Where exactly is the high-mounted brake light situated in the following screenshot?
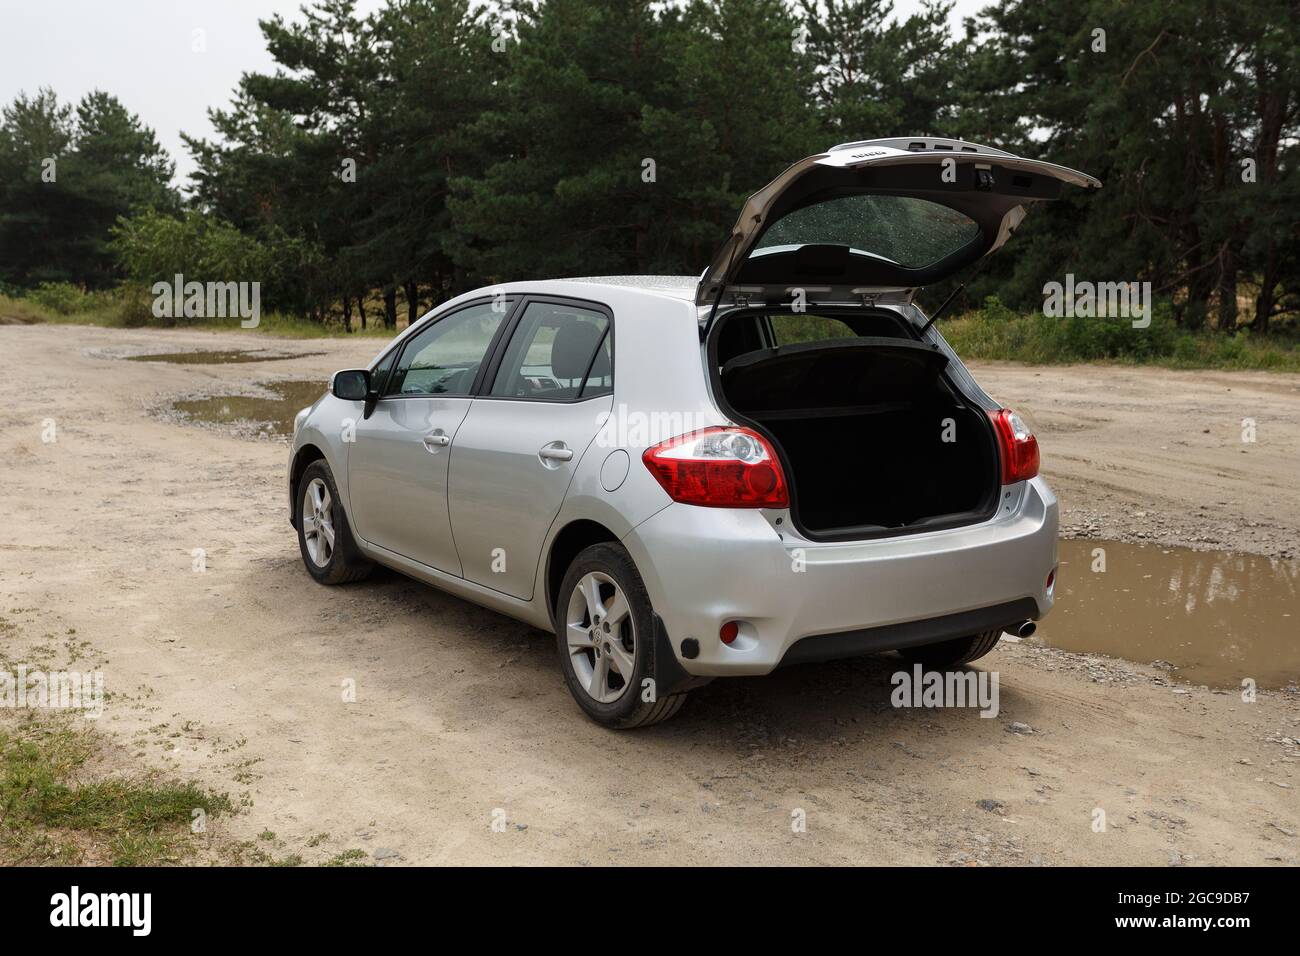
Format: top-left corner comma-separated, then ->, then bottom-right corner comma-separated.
642,426 -> 789,508
989,408 -> 1040,484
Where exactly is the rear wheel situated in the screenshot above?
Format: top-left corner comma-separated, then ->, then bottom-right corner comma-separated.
897,629 -> 1002,669
296,460 -> 373,585
555,543 -> 688,729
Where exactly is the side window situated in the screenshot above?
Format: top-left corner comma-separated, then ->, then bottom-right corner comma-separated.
579,330 -> 612,398
370,347 -> 397,395
489,301 -> 611,401
385,301 -> 507,397
769,313 -> 857,345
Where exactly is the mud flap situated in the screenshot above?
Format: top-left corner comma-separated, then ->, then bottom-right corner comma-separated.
652,613 -> 712,698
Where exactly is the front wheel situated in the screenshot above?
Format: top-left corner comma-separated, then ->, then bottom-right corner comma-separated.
555,543 -> 688,729
897,630 -> 1002,669
296,459 -> 373,585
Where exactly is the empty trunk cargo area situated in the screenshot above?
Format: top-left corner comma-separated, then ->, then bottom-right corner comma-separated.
719,336 -> 999,537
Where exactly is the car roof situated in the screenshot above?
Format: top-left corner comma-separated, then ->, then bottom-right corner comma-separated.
494,275 -> 699,302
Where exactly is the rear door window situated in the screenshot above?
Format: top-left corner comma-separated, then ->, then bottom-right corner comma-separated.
489,301 -> 611,401
579,330 -> 612,398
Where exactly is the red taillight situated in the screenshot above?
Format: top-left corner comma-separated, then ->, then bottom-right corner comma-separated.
719,621 -> 739,645
989,408 -> 1040,484
642,426 -> 789,508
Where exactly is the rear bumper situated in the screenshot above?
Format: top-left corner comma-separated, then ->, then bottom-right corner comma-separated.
622,476 -> 1057,676
777,597 -> 1038,667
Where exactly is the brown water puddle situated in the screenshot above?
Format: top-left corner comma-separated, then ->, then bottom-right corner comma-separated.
129,349 -> 323,364
1043,540 -> 1299,689
172,381 -> 326,434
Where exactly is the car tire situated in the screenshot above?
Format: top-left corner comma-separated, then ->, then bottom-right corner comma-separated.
296,459 -> 373,585
555,543 -> 688,729
897,629 -> 1002,669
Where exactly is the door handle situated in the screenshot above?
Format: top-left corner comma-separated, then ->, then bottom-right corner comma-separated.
538,441 -> 573,466
423,429 -> 451,452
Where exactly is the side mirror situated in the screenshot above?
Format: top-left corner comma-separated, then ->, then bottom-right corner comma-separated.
331,368 -> 370,401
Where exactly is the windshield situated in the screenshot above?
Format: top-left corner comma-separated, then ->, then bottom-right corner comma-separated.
752,194 -> 981,269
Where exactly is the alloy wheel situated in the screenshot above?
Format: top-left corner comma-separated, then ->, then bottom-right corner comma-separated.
565,571 -> 637,703
301,477 -> 336,567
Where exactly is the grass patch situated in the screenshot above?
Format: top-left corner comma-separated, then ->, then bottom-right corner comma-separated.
0,713 -> 233,865
940,297 -> 1300,372
323,848 -> 369,867
0,287 -> 397,339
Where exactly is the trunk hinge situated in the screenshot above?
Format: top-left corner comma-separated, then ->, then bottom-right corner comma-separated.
857,292 -> 877,308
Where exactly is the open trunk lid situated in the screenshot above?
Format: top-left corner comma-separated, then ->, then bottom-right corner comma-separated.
697,137 -> 1101,310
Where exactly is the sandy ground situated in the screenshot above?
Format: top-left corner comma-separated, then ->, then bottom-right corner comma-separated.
0,323 -> 1296,866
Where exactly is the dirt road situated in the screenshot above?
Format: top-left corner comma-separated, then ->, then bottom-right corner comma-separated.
1,323 -> 1296,866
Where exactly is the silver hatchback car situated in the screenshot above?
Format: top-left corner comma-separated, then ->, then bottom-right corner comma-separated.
289,138 -> 1099,727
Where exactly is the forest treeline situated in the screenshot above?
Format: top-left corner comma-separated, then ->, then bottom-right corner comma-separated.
0,0 -> 1296,333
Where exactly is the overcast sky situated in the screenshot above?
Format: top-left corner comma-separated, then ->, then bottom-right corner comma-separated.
1,0 -> 986,190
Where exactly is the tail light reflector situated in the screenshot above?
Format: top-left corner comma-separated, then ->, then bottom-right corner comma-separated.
989,408 -> 1040,484
642,426 -> 788,508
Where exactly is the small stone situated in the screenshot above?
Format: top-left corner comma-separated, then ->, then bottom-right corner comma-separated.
977,799 -> 1004,813
373,847 -> 400,860
1007,721 -> 1034,735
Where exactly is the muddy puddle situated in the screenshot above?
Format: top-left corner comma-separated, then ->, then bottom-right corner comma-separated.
1042,540 -> 1299,689
171,380 -> 326,435
129,349 -> 323,364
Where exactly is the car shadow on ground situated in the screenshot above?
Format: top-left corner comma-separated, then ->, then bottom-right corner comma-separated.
648,655 -> 1042,748
257,552 -> 1045,762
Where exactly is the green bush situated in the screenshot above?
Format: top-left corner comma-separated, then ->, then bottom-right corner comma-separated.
28,282 -> 96,315
942,299 -> 1300,371
109,209 -> 326,317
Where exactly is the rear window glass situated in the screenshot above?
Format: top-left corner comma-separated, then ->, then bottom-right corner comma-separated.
753,195 -> 980,269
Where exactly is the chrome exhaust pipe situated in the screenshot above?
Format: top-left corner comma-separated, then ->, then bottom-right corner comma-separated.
1013,620 -> 1036,639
